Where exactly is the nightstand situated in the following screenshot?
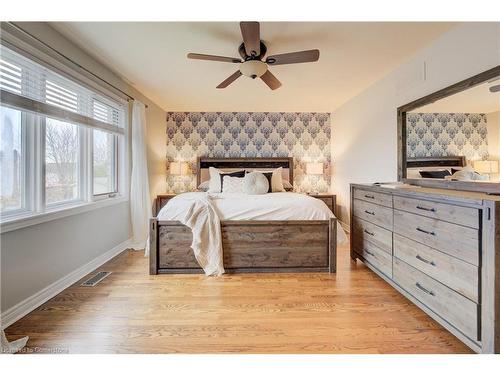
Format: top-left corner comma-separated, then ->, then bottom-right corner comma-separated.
155,194 -> 177,216
308,193 -> 336,215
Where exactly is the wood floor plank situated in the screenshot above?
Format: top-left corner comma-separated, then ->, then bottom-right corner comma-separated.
5,238 -> 473,354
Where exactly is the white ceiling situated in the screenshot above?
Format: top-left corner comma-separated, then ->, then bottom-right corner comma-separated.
411,79 -> 500,114
50,22 -> 456,112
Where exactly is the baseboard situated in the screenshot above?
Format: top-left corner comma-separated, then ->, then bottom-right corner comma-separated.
1,238 -> 132,329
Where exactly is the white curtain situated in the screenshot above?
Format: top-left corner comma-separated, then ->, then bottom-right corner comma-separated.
130,101 -> 151,251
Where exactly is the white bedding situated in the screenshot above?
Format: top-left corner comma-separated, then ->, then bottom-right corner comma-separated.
157,192 -> 348,275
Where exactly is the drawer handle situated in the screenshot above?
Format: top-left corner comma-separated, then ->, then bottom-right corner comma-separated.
364,194 -> 375,199
415,282 -> 435,296
364,229 -> 375,236
416,254 -> 436,266
365,249 -> 376,257
416,205 -> 436,213
416,227 -> 435,236
364,210 -> 375,216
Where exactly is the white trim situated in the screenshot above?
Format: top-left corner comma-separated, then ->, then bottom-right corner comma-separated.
1,238 -> 132,329
0,195 -> 128,234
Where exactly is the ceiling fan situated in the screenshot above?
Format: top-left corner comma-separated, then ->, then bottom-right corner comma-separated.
187,21 -> 320,90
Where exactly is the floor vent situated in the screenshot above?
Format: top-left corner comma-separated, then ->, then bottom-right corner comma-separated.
81,271 -> 111,287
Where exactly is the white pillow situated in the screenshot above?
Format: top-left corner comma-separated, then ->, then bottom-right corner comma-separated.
271,167 -> 285,192
222,176 -> 245,193
449,166 -> 489,181
243,172 -> 269,195
250,167 -> 285,192
207,167 -> 222,193
207,167 -> 246,192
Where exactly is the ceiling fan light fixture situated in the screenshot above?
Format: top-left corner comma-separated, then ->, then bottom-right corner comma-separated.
240,60 -> 267,78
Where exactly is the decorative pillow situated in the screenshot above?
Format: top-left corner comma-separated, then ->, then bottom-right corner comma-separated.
220,170 -> 246,191
271,167 -> 285,192
243,172 -> 269,195
282,180 -> 293,191
222,176 -> 245,193
261,172 -> 273,193
247,167 -> 285,192
450,166 -> 489,181
207,167 -> 245,193
419,170 -> 451,179
197,181 -> 210,192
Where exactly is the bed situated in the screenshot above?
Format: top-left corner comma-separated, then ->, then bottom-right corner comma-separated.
149,157 -> 344,275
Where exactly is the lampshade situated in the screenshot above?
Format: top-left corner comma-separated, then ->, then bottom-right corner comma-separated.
240,60 -> 267,78
306,162 -> 323,175
170,161 -> 189,176
474,160 -> 499,174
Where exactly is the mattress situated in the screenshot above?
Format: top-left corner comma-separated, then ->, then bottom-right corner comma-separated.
157,191 -> 348,244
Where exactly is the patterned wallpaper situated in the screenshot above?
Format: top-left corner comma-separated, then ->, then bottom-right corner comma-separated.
166,112 -> 331,193
406,113 -> 489,160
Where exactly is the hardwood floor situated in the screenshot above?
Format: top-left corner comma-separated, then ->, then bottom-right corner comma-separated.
5,239 -> 472,354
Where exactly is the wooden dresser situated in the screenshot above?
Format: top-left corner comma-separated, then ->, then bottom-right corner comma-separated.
350,183 -> 500,353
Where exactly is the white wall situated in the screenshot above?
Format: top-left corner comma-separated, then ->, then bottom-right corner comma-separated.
332,23 -> 500,225
487,111 -> 500,181
0,22 -> 166,319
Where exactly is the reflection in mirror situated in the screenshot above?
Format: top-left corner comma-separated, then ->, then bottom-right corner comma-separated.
406,77 -> 500,183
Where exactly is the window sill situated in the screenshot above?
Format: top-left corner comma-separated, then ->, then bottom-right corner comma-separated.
0,196 -> 128,234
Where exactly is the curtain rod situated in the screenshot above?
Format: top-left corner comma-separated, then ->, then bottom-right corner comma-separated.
9,22 -> 149,108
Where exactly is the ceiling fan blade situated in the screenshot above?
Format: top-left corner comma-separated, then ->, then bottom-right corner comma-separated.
490,84 -> 500,93
240,22 -> 260,56
260,70 -> 282,90
187,53 -> 241,63
216,70 -> 243,89
266,49 -> 320,65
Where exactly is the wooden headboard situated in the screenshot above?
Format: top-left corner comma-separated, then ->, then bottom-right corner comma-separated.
406,156 -> 466,169
197,157 -> 294,186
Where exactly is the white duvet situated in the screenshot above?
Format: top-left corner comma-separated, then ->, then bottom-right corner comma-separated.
157,192 -> 347,275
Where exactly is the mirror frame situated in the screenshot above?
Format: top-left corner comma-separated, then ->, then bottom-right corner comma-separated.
397,65 -> 500,194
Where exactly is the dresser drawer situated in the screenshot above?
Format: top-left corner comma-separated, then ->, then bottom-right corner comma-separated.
353,188 -> 393,208
353,199 -> 393,230
354,239 -> 392,278
394,210 -> 479,266
393,258 -> 479,341
353,217 -> 392,253
393,234 -> 478,302
393,195 -> 479,229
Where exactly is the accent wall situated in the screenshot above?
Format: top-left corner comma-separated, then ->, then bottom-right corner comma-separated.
166,112 -> 331,193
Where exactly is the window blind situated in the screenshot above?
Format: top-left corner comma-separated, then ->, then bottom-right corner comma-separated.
0,44 -> 125,135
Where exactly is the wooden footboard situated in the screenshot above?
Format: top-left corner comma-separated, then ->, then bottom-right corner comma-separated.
149,218 -> 337,275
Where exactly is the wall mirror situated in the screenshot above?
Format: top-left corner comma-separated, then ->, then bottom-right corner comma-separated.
398,65 -> 500,194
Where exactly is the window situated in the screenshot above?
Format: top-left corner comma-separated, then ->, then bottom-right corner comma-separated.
93,129 -> 117,196
0,44 -> 127,225
45,119 -> 80,204
0,106 -> 23,212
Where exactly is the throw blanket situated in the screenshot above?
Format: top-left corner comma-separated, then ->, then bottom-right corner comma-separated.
166,194 -> 225,276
